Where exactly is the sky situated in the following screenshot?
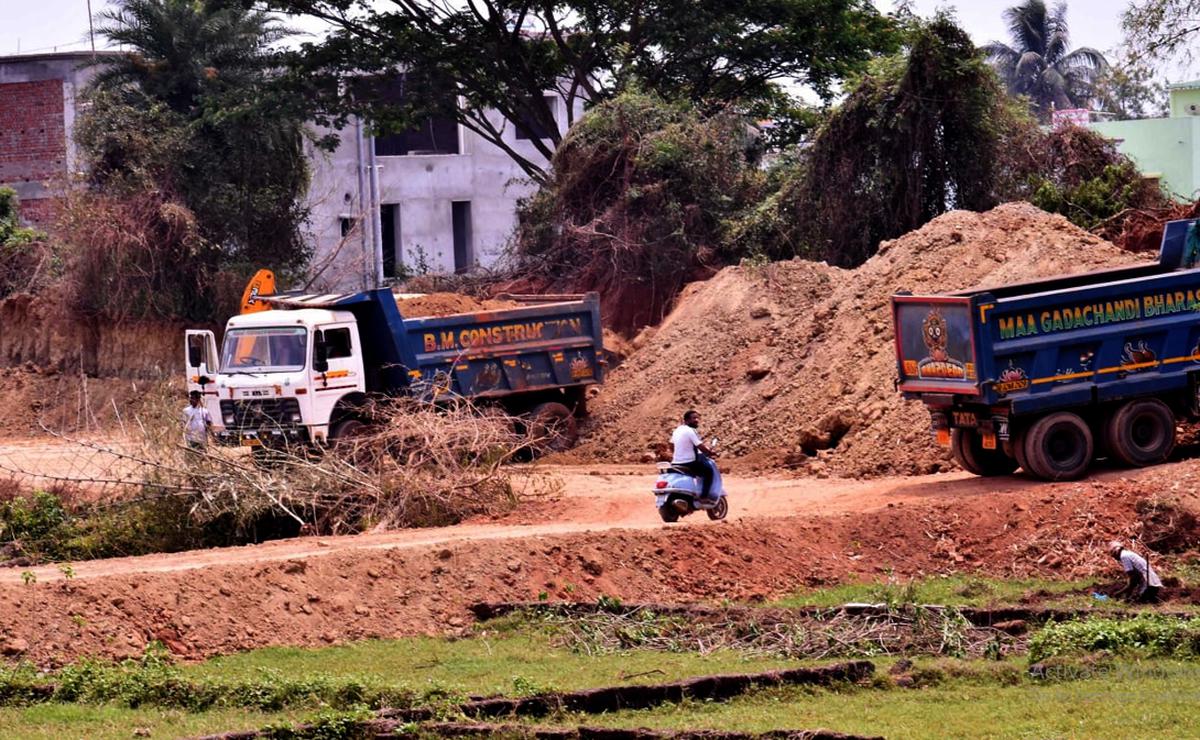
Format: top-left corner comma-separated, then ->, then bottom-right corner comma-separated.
0,0 -> 1172,74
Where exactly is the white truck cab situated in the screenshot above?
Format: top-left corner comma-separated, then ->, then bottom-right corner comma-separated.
184,308 -> 366,447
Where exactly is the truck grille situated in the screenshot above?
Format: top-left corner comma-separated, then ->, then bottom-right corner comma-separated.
219,398 -> 301,428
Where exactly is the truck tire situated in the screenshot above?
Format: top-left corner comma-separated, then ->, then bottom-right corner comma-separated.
529,402 -> 579,453
1022,412 -> 1093,481
1011,427 -> 1032,474
1105,399 -> 1176,468
951,428 -> 1017,477
330,418 -> 376,467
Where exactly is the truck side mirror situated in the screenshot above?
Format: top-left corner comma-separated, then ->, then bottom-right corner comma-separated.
188,345 -> 203,368
313,339 -> 329,373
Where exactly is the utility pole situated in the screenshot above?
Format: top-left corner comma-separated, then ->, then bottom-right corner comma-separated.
87,0 -> 96,55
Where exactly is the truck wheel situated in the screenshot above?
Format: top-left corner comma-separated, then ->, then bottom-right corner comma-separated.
1012,426 -> 1031,474
951,428 -> 1017,477
1105,399 -> 1176,467
529,402 -> 579,453
1022,412 -> 1093,481
330,419 -> 375,466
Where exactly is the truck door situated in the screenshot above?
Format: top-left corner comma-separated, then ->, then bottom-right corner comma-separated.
184,330 -> 220,395
312,324 -> 366,438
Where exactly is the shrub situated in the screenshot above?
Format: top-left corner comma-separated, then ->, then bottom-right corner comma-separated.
0,187 -> 56,299
1028,616 -> 1200,663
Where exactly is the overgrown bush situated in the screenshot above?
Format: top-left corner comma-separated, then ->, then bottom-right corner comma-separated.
0,187 -> 56,299
735,15 -> 1007,267
1028,616 -> 1200,663
513,90 -> 763,334
1011,126 -> 1169,230
731,14 -> 1170,269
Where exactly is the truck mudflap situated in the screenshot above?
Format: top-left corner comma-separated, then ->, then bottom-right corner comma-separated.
893,296 -> 980,396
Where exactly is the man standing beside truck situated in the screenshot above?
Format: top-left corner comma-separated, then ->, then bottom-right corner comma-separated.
183,390 -> 213,450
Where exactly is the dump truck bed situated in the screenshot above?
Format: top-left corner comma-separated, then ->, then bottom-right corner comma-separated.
893,219 -> 1200,414
267,289 -> 604,401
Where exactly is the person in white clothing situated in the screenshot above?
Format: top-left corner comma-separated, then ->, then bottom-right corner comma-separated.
1108,540 -> 1162,603
670,410 -> 716,499
183,390 -> 213,449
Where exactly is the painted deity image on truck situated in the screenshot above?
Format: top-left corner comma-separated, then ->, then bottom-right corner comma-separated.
893,219 -> 1200,481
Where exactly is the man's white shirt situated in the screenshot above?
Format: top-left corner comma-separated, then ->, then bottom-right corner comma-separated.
671,424 -> 702,463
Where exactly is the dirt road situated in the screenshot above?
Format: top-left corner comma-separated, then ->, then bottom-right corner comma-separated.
0,459 -> 1046,585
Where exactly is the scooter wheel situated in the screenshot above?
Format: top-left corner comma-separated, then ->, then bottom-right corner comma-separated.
706,496 -> 728,520
658,505 -> 680,523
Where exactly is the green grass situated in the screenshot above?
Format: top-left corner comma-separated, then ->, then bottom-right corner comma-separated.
567,659 -> 1200,739
772,575 -> 1102,609
182,628 -> 799,697
0,703 -> 302,740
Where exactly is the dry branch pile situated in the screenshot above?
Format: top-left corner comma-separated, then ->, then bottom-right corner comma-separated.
0,391 -> 533,542
535,605 -> 1021,661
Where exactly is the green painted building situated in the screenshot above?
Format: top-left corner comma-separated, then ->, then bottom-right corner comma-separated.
1088,81 -> 1200,200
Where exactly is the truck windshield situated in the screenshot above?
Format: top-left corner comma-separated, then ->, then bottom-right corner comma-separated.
221,327 -> 307,373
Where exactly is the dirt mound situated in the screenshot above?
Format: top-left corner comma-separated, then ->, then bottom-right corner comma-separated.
394,293 -> 520,318
579,203 -> 1143,477
0,369 -> 175,439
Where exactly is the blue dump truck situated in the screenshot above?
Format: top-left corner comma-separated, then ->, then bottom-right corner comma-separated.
893,218 -> 1200,481
184,289 -> 604,451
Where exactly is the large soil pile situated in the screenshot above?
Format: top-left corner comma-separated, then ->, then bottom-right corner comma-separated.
578,203 -> 1144,477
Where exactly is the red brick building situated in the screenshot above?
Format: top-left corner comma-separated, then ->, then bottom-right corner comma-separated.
0,51 -> 119,228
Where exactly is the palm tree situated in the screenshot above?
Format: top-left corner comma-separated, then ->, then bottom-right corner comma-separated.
91,0 -> 287,114
983,0 -> 1107,120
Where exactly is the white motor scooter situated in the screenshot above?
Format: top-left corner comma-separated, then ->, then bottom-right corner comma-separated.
652,438 -> 729,523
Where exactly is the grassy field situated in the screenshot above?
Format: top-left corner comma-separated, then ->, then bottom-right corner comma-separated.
772,574 -> 1103,609
180,628 -> 799,695
567,659 -> 1200,739
6,579 -> 1200,739
0,704 -> 303,740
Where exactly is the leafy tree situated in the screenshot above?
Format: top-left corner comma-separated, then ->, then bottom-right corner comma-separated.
983,0 -> 1107,120
738,14 -> 1012,267
1124,0 -> 1200,68
1093,57 -> 1169,120
83,0 -> 313,295
272,0 -> 898,181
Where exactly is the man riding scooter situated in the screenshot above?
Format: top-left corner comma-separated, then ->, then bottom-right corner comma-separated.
671,410 -> 716,500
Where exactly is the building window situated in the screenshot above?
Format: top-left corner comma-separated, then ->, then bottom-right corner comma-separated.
452,201 -> 473,274
362,73 -> 461,156
375,115 -> 460,156
516,95 -> 559,140
380,204 -> 399,279
339,217 -> 355,238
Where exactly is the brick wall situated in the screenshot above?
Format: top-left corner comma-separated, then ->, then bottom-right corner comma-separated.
0,79 -> 66,183
15,196 -> 57,228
